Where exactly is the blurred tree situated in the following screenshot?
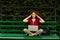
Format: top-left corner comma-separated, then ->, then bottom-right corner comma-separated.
0,0 -> 56,21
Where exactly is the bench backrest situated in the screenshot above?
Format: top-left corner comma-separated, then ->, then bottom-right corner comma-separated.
0,20 -> 57,34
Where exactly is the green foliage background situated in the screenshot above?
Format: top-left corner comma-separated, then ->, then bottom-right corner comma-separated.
0,0 -> 56,21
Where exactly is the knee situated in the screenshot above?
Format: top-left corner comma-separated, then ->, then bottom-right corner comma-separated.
39,29 -> 43,32
23,28 -> 27,32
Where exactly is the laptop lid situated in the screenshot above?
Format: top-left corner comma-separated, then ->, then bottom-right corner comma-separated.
28,25 -> 38,31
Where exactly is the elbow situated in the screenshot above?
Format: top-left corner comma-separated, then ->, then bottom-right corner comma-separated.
41,21 -> 45,23
23,20 -> 25,22
43,21 -> 45,23
23,19 -> 28,22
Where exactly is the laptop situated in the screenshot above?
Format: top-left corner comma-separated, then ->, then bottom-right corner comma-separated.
28,25 -> 38,31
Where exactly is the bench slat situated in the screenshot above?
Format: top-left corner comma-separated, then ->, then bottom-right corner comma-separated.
0,21 -> 56,25
0,34 -> 59,39
0,25 -> 56,28
0,29 -> 57,33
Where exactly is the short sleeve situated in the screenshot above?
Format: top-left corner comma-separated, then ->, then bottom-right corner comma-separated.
27,18 -> 29,20
38,19 -> 41,23
27,18 -> 30,22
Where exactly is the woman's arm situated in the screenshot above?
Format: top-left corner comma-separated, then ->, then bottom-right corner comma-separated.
23,15 -> 31,22
37,15 -> 45,23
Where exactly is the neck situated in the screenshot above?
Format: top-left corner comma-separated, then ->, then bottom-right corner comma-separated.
32,17 -> 35,19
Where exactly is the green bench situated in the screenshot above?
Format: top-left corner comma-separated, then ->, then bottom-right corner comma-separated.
0,20 -> 59,39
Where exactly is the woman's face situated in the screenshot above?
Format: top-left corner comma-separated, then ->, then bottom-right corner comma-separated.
31,12 -> 37,18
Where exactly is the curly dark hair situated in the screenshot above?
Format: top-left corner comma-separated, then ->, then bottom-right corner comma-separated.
29,10 -> 39,19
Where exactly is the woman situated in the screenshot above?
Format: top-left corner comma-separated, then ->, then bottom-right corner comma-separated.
23,10 -> 45,36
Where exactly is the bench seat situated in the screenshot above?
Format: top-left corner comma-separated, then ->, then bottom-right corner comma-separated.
0,34 -> 59,39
